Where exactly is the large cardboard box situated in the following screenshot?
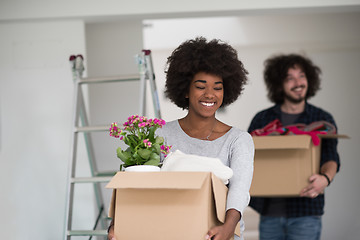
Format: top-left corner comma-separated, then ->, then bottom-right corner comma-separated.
106,171 -> 240,240
250,134 -> 347,196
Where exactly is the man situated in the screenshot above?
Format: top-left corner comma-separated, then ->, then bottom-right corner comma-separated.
248,54 -> 340,240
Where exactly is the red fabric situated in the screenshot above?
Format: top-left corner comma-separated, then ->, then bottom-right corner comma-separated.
286,126 -> 325,146
250,119 -> 336,146
250,119 -> 283,136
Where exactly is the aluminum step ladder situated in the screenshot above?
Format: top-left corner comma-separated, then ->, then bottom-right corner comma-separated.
64,50 -> 161,240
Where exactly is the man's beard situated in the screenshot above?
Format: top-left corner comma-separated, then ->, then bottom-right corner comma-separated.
284,94 -> 305,104
284,85 -> 306,104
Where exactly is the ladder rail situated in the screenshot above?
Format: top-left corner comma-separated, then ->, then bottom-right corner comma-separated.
137,52 -> 147,116
64,78 -> 81,240
77,84 -> 109,231
144,51 -> 161,118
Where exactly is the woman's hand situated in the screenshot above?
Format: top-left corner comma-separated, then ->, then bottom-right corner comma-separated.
107,221 -> 116,240
205,209 -> 240,240
205,223 -> 235,240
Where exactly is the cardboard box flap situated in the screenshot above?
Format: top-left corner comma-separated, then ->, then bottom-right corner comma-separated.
108,189 -> 116,218
319,134 -> 350,139
253,135 -> 311,150
106,171 -> 208,190
211,173 -> 228,223
210,173 -> 241,237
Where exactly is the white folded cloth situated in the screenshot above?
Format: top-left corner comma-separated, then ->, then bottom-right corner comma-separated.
161,150 -> 233,184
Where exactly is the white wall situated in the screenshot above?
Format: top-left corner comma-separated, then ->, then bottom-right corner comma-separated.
0,21 -> 88,239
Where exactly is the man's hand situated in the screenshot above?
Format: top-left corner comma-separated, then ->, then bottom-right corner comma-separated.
300,161 -> 337,198
300,173 -> 328,198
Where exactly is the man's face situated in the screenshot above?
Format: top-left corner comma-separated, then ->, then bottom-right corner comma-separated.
283,66 -> 308,104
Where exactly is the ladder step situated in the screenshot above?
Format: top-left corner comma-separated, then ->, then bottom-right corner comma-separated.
79,74 -> 140,84
71,176 -> 113,183
96,171 -> 117,177
75,125 -> 109,132
68,230 -> 108,236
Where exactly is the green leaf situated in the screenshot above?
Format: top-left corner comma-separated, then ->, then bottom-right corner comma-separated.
123,137 -> 129,146
137,148 -> 152,160
117,148 -> 134,167
148,126 -> 156,142
133,152 -> 145,165
155,136 -> 164,145
152,143 -> 161,155
144,158 -> 160,166
124,157 -> 136,166
116,147 -> 127,161
149,152 -> 160,162
127,135 -> 139,148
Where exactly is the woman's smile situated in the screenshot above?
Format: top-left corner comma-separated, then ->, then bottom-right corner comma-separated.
200,101 -> 215,107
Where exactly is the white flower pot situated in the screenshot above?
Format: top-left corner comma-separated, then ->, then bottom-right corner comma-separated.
124,165 -> 161,172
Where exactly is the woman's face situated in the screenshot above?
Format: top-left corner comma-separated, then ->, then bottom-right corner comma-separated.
186,72 -> 224,118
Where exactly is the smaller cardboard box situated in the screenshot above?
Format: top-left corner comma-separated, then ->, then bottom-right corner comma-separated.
106,171 -> 240,240
250,134 -> 348,196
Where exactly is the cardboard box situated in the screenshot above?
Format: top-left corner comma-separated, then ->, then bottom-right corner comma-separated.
106,171 -> 240,240
250,134 -> 348,197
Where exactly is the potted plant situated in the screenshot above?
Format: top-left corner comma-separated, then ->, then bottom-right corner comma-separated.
109,115 -> 171,171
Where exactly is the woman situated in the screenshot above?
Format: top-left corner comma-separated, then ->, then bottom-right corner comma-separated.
108,37 -> 254,240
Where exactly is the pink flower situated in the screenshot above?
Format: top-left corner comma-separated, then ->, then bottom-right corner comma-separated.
160,144 -> 171,154
109,122 -> 121,138
138,122 -> 146,128
143,139 -> 152,148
